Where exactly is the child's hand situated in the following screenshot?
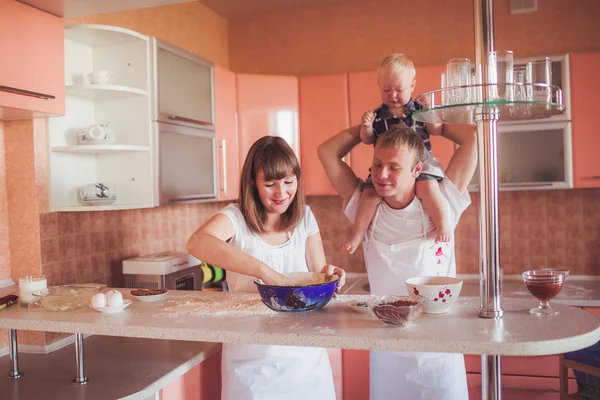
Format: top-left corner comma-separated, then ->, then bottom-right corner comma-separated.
361,111 -> 376,127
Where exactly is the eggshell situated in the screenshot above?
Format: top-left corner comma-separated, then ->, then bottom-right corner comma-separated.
91,293 -> 107,308
106,290 -> 124,307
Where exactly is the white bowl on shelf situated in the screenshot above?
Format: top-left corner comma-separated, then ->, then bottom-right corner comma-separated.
88,70 -> 113,85
89,299 -> 132,314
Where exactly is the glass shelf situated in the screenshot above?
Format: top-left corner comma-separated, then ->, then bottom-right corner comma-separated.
413,83 -> 565,124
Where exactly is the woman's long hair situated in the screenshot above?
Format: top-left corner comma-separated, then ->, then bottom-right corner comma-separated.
239,136 -> 305,234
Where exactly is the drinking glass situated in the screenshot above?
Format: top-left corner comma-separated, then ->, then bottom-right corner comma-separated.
522,269 -> 567,315
487,50 -> 514,101
511,65 -> 532,118
19,275 -> 47,307
526,57 -> 552,103
446,58 -> 472,104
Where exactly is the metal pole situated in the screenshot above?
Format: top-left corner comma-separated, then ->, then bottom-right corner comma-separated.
482,355 -> 502,399
473,0 -> 503,398
72,333 -> 88,384
6,329 -> 21,379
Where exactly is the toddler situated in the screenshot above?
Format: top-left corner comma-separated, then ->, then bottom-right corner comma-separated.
342,53 -> 452,254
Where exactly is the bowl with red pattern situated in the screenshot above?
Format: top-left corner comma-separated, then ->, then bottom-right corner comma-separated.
404,276 -> 463,314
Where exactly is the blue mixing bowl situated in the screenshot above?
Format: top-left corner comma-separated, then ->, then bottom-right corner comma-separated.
254,272 -> 339,312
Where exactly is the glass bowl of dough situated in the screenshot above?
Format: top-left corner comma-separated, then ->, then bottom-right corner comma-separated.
33,283 -> 106,311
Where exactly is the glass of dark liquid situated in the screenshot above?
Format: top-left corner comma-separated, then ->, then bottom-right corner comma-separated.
522,269 -> 569,315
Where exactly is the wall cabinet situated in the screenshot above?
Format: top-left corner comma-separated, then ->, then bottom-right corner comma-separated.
570,52 -> 600,188
236,74 -> 299,166
214,67 -> 240,201
0,0 -> 64,119
299,74 -> 350,196
48,25 -> 154,211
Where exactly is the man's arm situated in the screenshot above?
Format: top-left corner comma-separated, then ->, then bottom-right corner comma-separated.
318,125 -> 362,204
441,124 -> 478,193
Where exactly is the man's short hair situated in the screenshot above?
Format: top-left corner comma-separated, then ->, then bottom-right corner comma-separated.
375,124 -> 426,169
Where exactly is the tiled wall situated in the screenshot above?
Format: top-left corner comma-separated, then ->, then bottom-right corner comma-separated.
39,202 -> 229,288
38,188 -> 600,288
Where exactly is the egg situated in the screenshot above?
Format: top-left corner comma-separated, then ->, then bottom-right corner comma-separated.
106,290 -> 124,307
91,293 -> 107,308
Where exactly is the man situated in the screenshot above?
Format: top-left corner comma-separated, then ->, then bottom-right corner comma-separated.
318,123 -> 477,400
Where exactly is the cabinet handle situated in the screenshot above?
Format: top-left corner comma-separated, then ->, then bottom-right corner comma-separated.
171,194 -> 215,202
220,138 -> 227,198
168,115 -> 212,126
0,85 -> 55,100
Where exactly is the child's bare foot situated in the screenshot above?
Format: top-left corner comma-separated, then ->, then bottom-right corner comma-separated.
342,235 -> 363,254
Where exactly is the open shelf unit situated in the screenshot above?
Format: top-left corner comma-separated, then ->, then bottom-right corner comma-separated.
48,25 -> 157,212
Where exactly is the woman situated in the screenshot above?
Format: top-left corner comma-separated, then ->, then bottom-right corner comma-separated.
186,136 -> 345,400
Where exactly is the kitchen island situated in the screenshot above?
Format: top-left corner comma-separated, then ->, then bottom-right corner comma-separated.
0,289 -> 598,356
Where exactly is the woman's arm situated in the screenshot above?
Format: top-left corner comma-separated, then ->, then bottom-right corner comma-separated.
305,232 -> 347,292
305,232 -> 327,273
186,213 -> 295,286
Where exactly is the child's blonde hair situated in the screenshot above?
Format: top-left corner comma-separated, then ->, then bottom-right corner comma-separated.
377,53 -> 416,82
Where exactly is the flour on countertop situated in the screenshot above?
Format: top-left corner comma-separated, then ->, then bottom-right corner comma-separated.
159,293 -> 277,316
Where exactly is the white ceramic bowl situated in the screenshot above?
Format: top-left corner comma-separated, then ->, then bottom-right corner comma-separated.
405,276 -> 463,314
88,70 -> 112,85
89,299 -> 132,314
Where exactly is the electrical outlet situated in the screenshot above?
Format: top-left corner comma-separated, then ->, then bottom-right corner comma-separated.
509,0 -> 538,14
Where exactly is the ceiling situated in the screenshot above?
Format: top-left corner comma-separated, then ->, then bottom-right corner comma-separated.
19,0 -> 377,19
18,0 -> 193,18
197,0 -> 377,19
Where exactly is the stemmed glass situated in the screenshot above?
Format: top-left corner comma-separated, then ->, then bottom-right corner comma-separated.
522,269 -> 568,315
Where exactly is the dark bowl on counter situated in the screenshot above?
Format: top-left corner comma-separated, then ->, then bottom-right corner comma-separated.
254,272 -> 339,312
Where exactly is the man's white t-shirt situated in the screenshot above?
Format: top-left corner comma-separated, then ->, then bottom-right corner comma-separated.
343,178 -> 471,295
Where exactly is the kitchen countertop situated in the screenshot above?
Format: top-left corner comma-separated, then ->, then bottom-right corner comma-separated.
0,289 -> 598,356
343,273 -> 600,307
0,335 -> 219,400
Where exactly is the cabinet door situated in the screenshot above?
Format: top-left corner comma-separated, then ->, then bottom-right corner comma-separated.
570,52 -> 600,188
348,71 -> 379,180
236,74 -> 299,168
299,74 -> 350,195
156,40 -> 213,126
214,67 -> 240,201
414,65 -> 455,169
0,0 -> 64,117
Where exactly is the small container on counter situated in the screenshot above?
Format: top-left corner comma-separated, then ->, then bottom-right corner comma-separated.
18,276 -> 47,307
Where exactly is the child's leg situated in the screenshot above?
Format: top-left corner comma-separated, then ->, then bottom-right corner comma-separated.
342,187 -> 382,254
415,179 -> 453,242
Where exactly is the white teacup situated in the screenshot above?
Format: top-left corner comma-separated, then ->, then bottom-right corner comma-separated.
88,70 -> 112,85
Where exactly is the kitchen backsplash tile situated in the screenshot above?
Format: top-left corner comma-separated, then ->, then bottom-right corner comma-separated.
39,189 -> 600,290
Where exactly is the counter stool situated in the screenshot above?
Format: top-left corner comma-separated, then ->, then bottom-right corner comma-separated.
560,344 -> 600,400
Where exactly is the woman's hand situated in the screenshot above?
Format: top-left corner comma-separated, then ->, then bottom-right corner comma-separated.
259,265 -> 297,286
321,264 -> 346,293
